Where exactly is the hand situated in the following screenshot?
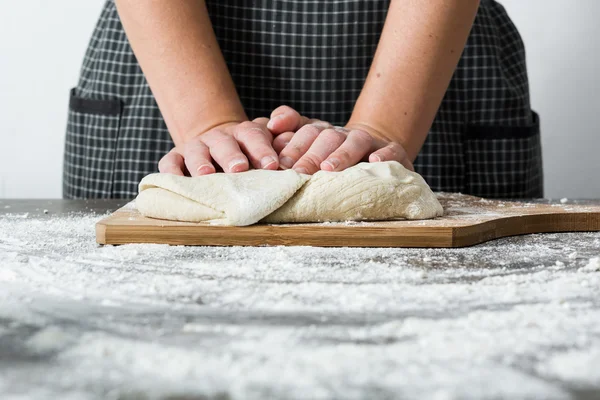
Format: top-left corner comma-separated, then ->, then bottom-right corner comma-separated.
266,105 -> 414,174
158,118 -> 278,176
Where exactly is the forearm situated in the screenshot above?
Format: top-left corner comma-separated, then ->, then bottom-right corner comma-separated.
348,0 -> 480,161
115,0 -> 246,146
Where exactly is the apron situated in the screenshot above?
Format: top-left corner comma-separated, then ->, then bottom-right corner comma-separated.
64,0 -> 543,199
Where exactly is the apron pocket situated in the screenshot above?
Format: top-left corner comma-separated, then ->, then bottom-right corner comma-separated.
463,112 -> 543,199
63,88 -> 123,198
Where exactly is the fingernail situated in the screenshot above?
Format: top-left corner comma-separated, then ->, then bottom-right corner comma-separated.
279,156 -> 294,169
260,156 -> 278,169
371,154 -> 383,162
294,167 -> 308,174
267,114 -> 284,130
228,159 -> 246,172
196,164 -> 214,175
323,158 -> 339,170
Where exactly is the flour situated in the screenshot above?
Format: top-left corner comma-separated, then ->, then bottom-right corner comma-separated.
1,211 -> 600,399
26,326 -> 74,353
579,257 -> 600,272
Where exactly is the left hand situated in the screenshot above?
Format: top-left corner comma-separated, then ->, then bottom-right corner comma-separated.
266,105 -> 414,174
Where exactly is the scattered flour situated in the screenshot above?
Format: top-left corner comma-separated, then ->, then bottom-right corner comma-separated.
0,211 -> 599,399
579,257 -> 600,272
26,326 -> 73,353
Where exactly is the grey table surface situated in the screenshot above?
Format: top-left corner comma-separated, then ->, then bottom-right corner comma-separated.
1,199 -> 599,400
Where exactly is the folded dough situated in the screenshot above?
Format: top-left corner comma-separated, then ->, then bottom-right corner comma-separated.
136,161 -> 443,226
136,169 -> 308,226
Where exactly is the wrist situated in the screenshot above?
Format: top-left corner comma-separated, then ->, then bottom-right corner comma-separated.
178,113 -> 248,145
345,119 -> 392,143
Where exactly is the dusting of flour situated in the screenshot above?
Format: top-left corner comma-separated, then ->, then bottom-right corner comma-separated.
0,211 -> 599,399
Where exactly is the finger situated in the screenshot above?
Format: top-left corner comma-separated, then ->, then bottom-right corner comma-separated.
182,138 -> 216,177
272,131 -> 294,154
274,121 -> 333,159
158,149 -> 186,176
369,141 -> 414,171
252,117 -> 270,127
267,105 -> 309,134
292,128 -> 347,175
320,129 -> 372,172
234,122 -> 279,170
278,124 -> 325,169
307,119 -> 334,129
201,129 -> 249,173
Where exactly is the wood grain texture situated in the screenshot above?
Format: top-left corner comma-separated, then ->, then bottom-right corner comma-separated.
96,194 -> 600,247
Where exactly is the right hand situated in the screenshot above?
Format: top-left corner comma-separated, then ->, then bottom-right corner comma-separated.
158,118 -> 279,176
267,105 -> 414,173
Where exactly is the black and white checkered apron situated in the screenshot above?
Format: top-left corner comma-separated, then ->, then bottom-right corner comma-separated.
64,0 -> 543,199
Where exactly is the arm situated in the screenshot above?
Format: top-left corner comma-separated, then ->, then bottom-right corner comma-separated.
347,0 -> 480,161
116,0 -> 281,174
267,0 -> 480,173
115,0 -> 247,147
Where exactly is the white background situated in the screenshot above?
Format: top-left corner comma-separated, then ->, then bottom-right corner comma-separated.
0,0 -> 598,198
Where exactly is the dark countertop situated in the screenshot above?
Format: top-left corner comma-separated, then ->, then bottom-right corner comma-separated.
1,199 -> 599,399
0,199 -> 127,216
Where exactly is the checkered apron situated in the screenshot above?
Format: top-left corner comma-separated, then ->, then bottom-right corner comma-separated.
64,0 -> 543,199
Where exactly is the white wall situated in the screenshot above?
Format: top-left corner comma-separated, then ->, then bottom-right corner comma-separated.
501,0 -> 600,198
0,0 -> 599,198
0,1 -> 106,198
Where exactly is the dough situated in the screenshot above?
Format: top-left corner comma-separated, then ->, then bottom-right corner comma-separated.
263,161 -> 443,223
136,161 -> 443,226
136,169 -> 308,226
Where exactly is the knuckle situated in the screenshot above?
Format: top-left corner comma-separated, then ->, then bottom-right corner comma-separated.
238,124 -> 267,139
351,129 -> 373,145
201,127 -> 219,137
159,157 -> 178,172
299,124 -> 322,138
253,117 -> 269,125
335,149 -> 352,162
236,121 -> 258,131
388,141 -> 402,151
202,129 -> 226,142
388,142 -> 407,158
281,143 -> 304,160
183,143 -> 205,159
324,128 -> 347,142
159,151 -> 175,164
208,132 -> 234,148
301,152 -> 322,169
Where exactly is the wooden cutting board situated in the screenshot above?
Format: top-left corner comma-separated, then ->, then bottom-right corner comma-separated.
95,194 -> 600,248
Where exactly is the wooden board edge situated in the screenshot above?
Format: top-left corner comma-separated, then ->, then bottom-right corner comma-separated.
97,224 -> 455,248
452,212 -> 600,247
95,221 -> 108,245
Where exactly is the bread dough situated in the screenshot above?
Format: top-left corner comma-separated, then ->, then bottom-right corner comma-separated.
136,169 -> 308,226
136,161 -> 443,226
263,161 -> 443,223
